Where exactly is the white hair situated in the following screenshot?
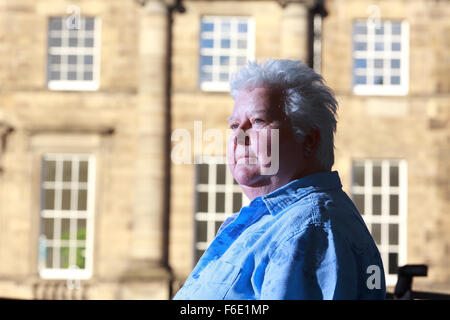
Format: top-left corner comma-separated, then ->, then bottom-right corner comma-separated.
229,59 -> 338,171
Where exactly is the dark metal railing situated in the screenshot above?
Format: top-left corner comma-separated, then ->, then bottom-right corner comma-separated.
386,264 -> 450,300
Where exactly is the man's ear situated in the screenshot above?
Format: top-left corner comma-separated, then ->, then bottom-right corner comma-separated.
303,128 -> 320,157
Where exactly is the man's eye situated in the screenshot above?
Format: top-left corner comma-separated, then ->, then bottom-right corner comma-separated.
230,123 -> 239,129
253,118 -> 265,124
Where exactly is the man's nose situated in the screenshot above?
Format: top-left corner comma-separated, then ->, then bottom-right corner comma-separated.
235,130 -> 251,146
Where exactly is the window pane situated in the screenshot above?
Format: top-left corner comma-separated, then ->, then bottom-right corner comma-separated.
221,39 -> 230,48
221,22 -> 231,32
374,59 -> 383,68
198,163 -> 208,184
220,72 -> 229,81
373,194 -> 382,215
200,55 -> 213,66
76,247 -> 86,269
354,42 -> 367,51
63,161 -> 72,182
44,160 -> 56,181
354,76 -> 366,85
353,164 -> 365,187
195,249 -> 205,265
78,189 -> 87,211
216,164 -> 226,184
238,23 -> 247,33
44,189 -> 55,210
390,165 -> 399,186
220,56 -> 229,65
215,220 -> 224,234
392,42 -> 401,51
85,18 -> 95,31
374,75 -> 383,85
62,189 -> 71,210
60,247 -> 70,269
391,76 -> 401,85
200,71 -> 212,82
216,192 -> 225,212
196,220 -> 207,242
49,38 -> 62,47
375,25 -> 384,35
197,192 -> 208,212
84,38 -> 94,47
68,55 -> 77,65
392,22 -> 401,35
375,42 -> 384,51
84,72 -> 93,81
61,218 -> 70,240
237,39 -> 247,49
390,194 -> 399,216
373,164 -> 381,186
49,71 -> 60,80
371,223 -> 381,245
353,194 -> 365,214
68,71 -> 77,80
353,23 -> 367,35
391,59 -> 400,69
42,218 -> 54,239
46,247 -> 53,268
354,58 -> 367,69
69,37 -> 78,47
84,55 -> 93,64
233,193 -> 242,213
79,161 -> 88,182
389,224 -> 399,245
49,18 -> 62,30
49,55 -> 61,64
237,56 -> 247,65
201,22 -> 214,32
77,219 -> 87,240
201,38 -> 214,48
389,252 -> 398,274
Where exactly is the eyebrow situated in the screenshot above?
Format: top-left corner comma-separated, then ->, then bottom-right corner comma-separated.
227,109 -> 268,122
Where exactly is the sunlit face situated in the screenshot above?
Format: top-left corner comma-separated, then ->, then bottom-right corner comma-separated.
227,87 -> 305,192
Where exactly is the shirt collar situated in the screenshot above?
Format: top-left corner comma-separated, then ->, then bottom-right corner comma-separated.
259,170 -> 342,216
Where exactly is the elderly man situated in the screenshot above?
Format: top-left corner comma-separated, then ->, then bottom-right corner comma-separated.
173,59 -> 386,300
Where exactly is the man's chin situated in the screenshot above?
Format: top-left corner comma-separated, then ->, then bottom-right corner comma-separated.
233,168 -> 271,188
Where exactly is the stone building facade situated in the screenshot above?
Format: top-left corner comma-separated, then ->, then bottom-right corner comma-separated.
0,0 -> 448,299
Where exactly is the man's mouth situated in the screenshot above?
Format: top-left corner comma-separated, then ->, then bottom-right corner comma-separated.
236,156 -> 258,164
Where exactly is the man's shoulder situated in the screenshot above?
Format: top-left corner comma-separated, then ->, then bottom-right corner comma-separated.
274,189 -> 373,247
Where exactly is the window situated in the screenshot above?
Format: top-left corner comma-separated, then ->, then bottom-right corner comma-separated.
352,20 -> 409,95
194,157 -> 249,264
351,159 -> 407,286
199,16 -> 255,91
47,17 -> 101,91
38,154 -> 96,279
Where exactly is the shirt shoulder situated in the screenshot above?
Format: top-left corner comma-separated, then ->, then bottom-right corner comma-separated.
272,188 -> 379,255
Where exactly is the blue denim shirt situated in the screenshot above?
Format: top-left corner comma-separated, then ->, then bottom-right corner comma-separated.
173,171 -> 386,300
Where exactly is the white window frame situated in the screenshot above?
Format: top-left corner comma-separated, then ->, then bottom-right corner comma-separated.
193,156 -> 249,264
352,20 -> 409,96
199,16 -> 255,92
47,17 -> 101,91
38,153 -> 96,280
351,159 -> 407,287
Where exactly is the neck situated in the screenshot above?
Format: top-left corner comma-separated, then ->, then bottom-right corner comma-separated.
241,164 -> 326,201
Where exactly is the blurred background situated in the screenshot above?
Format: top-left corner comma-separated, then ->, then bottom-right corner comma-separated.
0,0 -> 448,299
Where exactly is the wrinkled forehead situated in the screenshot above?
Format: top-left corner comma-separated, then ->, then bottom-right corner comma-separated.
229,87 -> 284,119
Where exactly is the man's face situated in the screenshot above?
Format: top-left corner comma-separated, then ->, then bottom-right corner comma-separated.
227,87 -> 304,189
